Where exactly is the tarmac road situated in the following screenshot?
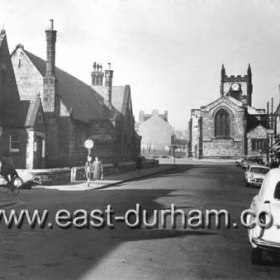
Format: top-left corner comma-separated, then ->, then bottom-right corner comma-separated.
0,162 -> 280,280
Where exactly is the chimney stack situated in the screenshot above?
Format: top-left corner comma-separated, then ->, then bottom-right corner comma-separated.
45,19 -> 56,77
43,19 -> 57,113
91,62 -> 104,86
104,63 -> 113,109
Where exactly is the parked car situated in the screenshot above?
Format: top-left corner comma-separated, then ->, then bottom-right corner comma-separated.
0,170 -> 41,189
247,168 -> 280,264
241,155 -> 264,170
244,165 -> 270,187
235,158 -> 243,167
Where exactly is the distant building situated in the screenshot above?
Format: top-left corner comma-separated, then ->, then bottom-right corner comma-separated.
188,65 -> 271,159
9,20 -> 140,168
136,110 -> 173,155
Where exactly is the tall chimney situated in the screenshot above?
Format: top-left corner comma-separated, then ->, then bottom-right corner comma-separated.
104,63 -> 113,109
91,62 -> 104,86
43,19 -> 57,112
45,19 -> 56,77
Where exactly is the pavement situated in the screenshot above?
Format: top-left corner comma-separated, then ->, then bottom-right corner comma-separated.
35,165 -> 174,191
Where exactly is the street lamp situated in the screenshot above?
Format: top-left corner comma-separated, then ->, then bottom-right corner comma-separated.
84,138 -> 94,159
171,144 -> 177,166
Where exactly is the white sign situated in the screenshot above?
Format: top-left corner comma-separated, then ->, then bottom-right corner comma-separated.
84,139 -> 94,149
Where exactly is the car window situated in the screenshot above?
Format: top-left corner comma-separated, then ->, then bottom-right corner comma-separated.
274,181 -> 280,200
250,167 -> 269,174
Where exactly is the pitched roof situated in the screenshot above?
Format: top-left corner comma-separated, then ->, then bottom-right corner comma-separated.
0,30 -> 23,128
92,85 -> 130,116
20,96 -> 41,127
23,50 -> 108,123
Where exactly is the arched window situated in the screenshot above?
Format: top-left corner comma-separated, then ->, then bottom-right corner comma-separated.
215,108 -> 230,138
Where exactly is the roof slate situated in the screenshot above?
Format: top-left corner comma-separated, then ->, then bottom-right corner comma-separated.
20,96 -> 41,127
24,50 -> 108,123
92,85 -> 130,116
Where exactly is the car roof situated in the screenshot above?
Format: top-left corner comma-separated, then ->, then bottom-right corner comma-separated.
259,168 -> 280,201
249,165 -> 269,169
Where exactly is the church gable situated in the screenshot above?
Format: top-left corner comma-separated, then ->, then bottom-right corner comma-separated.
11,45 -> 43,101
201,96 -> 244,116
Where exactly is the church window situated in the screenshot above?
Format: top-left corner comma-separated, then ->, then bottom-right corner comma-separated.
214,108 -> 230,138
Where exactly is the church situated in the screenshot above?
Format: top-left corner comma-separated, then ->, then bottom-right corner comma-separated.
188,65 -> 271,159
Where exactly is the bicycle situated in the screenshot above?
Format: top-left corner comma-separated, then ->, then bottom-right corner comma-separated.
0,175 -> 23,196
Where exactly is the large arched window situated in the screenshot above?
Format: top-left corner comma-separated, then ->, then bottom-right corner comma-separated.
214,108 -> 230,138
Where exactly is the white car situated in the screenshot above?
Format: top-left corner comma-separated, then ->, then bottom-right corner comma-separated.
244,165 -> 270,187
247,168 -> 280,264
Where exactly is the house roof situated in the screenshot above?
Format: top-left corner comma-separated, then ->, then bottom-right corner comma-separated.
23,50 -> 108,123
0,30 -> 23,128
92,85 -> 130,116
20,96 -> 41,127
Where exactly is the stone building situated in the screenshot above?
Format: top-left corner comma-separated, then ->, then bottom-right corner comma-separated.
11,20 -> 140,168
136,110 -> 173,155
0,28 -> 47,169
188,65 -> 270,159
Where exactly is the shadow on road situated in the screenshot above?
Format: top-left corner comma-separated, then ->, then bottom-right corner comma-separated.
0,185 -> 217,280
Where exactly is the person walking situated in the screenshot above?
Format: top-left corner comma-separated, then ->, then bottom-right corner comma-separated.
84,155 -> 93,186
136,154 -> 143,173
93,157 -> 103,181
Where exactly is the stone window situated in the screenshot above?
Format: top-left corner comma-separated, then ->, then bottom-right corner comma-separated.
1,64 -> 6,84
37,113 -> 43,123
9,133 -> 20,152
214,108 -> 230,138
251,139 -> 267,152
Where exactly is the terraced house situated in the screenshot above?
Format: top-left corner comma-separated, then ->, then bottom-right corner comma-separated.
5,20 -> 139,168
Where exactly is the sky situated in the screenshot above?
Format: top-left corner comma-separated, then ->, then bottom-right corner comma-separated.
1,0 -> 280,130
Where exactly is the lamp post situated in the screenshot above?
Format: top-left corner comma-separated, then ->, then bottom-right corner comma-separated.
168,144 -> 177,166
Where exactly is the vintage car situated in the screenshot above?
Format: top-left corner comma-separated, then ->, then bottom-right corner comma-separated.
244,165 -> 270,187
247,168 -> 280,264
241,155 -> 264,170
0,170 -> 41,189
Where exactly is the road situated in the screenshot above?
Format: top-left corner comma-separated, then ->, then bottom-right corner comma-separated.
0,162 -> 280,280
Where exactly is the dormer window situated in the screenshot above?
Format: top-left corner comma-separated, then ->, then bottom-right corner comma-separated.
1,64 -> 6,84
38,113 -> 43,123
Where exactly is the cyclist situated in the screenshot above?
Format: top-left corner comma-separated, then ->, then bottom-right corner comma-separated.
0,154 -> 19,188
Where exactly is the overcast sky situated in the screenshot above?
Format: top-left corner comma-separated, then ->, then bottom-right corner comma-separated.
1,0 -> 280,130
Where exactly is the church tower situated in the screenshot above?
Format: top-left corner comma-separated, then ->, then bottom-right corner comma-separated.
220,64 -> 253,106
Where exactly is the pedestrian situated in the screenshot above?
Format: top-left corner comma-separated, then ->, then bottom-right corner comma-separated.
93,157 -> 103,181
136,154 -> 143,173
84,155 -> 93,186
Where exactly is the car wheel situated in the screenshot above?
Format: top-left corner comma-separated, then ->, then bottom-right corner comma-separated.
251,247 -> 263,265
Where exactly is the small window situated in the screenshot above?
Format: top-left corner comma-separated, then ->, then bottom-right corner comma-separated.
274,182 -> 280,200
1,64 -> 6,84
9,134 -> 20,152
251,139 -> 267,152
37,113 -> 43,123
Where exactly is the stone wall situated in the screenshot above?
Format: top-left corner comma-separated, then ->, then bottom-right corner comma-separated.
203,139 -> 242,158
